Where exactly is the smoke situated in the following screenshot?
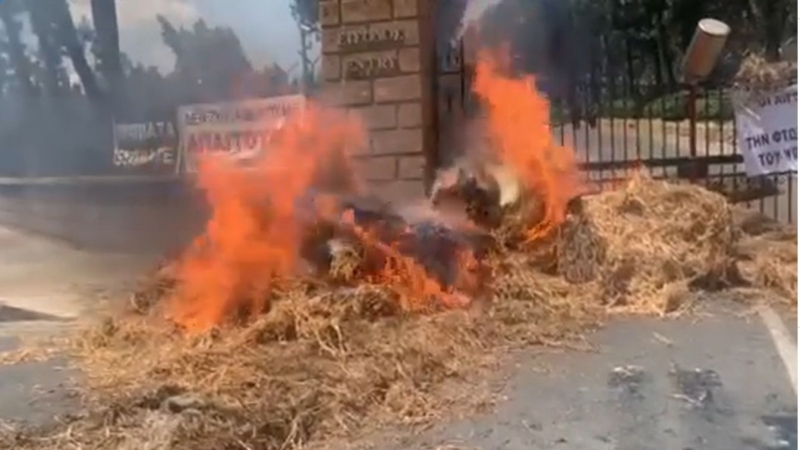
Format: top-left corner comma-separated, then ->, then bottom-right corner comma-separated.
470,0 -> 597,127
436,0 -> 470,51
477,0 -> 593,83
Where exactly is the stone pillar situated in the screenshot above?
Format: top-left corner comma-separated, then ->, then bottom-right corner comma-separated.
318,0 -> 435,203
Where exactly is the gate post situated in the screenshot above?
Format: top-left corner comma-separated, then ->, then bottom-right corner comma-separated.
318,0 -> 436,203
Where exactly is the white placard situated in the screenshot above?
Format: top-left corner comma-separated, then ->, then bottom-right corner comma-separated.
735,84 -> 798,176
112,121 -> 179,174
177,95 -> 306,172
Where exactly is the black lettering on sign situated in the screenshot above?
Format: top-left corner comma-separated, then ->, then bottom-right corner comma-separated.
783,146 -> 798,161
758,150 -> 782,167
746,133 -> 770,150
774,91 -> 798,105
771,127 -> 797,144
338,27 -> 406,51
345,55 -> 399,79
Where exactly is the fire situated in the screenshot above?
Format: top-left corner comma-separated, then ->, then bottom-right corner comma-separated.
168,103 -> 472,333
342,209 -> 472,311
472,50 -> 585,242
167,106 -> 365,332
167,49 -> 580,332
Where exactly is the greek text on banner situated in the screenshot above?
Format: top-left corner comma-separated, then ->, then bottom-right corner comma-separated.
177,95 -> 305,172
735,84 -> 798,176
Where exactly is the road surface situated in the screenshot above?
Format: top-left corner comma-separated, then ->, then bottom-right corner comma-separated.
0,225 -> 156,427
388,300 -> 797,450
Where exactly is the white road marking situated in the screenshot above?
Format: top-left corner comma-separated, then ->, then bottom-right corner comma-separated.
757,304 -> 797,394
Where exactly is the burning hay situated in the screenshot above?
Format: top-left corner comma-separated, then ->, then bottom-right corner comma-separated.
1,52 -> 797,450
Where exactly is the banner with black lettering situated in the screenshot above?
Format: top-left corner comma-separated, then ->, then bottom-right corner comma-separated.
734,84 -> 798,176
177,95 -> 305,173
112,121 -> 179,174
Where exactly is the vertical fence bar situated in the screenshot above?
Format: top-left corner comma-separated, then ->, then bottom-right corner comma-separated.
648,82 -> 654,172
622,39 -> 630,179
704,86 -> 711,187
608,54 -> 617,182
634,72 -> 642,165
788,175 -> 795,224
597,45 -> 606,185
559,94 -> 566,146
687,84 -> 698,182
571,83 -> 578,162
583,83 -> 591,168
659,84 -> 668,178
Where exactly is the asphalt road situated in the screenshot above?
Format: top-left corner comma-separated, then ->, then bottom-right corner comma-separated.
0,225 -> 156,428
389,301 -> 797,450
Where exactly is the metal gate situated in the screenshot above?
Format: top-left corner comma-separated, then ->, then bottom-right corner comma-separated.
434,39 -> 796,225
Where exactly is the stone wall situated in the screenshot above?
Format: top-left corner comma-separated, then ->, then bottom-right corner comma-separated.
318,0 -> 435,203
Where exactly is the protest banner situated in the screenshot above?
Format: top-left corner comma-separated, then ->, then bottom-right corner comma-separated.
112,120 -> 179,174
734,84 -> 798,176
177,95 -> 305,172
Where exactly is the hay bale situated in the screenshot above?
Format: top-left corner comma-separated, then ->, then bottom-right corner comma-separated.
556,176 -> 736,314
733,53 -> 797,92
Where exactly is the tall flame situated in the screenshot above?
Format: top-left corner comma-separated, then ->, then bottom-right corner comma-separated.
472,50 -> 585,241
168,106 -> 365,332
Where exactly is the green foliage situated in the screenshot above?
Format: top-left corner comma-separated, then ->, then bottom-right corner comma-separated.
641,91 -> 734,121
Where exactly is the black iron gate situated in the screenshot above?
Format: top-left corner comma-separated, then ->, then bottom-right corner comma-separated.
435,38 -> 796,225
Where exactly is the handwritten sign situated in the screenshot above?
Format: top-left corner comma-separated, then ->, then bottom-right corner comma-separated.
177,95 -> 305,172
735,84 -> 798,176
113,121 -> 178,173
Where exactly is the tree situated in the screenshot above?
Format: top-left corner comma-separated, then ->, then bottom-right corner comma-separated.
27,1 -> 69,96
0,0 -> 36,96
51,0 -> 101,99
290,0 -> 319,91
90,0 -> 122,101
158,17 -> 253,103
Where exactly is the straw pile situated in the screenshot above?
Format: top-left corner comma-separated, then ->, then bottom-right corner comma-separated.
733,53 -> 797,92
731,53 -> 798,109
0,176 -> 796,450
732,207 -> 798,306
554,175 -> 740,315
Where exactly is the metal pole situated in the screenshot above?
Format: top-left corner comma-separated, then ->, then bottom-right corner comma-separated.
688,83 -> 698,158
687,83 -> 698,182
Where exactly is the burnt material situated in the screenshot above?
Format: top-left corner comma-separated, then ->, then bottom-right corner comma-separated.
297,190 -> 492,293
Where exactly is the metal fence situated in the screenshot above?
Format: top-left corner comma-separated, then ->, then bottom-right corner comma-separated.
437,40 -> 797,225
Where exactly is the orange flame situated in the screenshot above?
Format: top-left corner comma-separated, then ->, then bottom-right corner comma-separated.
472,50 -> 585,241
168,106 -> 365,332
341,209 -> 471,311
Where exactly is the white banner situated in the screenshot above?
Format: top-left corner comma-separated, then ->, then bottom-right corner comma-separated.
177,95 -> 306,172
734,84 -> 798,176
113,121 -> 180,174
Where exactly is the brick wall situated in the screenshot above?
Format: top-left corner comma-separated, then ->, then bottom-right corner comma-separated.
318,0 -> 435,203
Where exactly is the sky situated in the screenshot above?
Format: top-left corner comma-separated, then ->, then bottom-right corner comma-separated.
68,0 -> 500,77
